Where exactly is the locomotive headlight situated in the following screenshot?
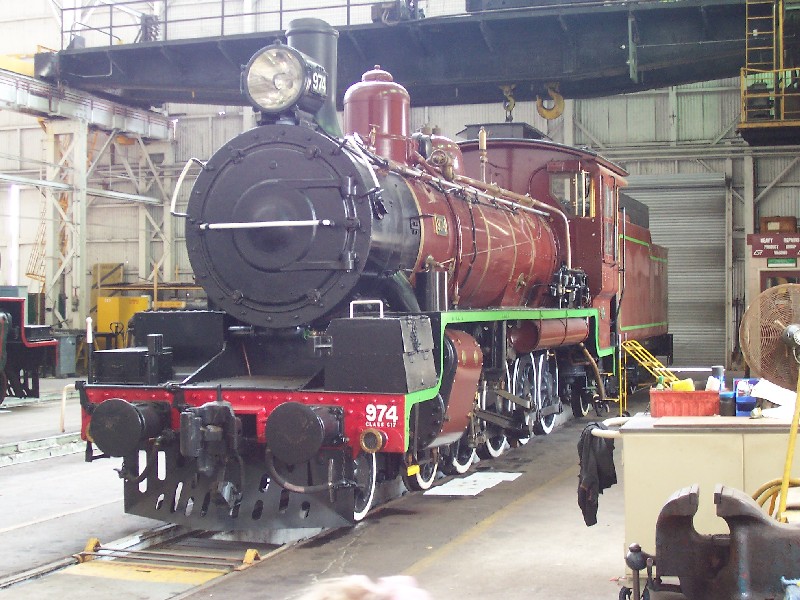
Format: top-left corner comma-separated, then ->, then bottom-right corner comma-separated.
243,44 -> 328,115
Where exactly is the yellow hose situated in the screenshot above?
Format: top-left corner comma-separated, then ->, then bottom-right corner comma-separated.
753,478 -> 800,517
777,371 -> 800,521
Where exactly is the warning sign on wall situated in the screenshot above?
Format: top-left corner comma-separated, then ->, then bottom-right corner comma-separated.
747,233 -> 800,258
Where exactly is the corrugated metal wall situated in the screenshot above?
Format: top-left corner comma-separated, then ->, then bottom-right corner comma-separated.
575,79 -> 741,146
624,174 -> 728,366
751,154 -> 800,220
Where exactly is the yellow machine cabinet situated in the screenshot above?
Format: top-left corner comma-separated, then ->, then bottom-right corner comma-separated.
96,296 -> 150,335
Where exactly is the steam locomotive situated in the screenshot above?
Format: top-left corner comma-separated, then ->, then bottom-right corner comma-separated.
77,18 -> 670,533
0,294 -> 57,405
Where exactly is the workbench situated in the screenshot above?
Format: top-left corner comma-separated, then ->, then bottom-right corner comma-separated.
620,414 -> 800,555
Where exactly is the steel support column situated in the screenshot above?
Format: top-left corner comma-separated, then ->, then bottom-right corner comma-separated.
135,138 -> 176,284
725,158 -> 734,363
44,118 -> 88,329
743,153 -> 756,308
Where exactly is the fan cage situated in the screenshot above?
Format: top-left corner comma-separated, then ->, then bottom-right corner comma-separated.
740,283 -> 800,391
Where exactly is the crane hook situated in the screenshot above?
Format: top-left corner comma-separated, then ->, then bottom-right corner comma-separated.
500,84 -> 516,122
536,83 -> 565,120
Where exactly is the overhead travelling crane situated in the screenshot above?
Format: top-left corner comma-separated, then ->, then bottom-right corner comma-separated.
34,0 -> 747,110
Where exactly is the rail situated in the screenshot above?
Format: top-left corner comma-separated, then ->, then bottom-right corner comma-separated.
57,0 -> 430,50
56,0 -> 707,51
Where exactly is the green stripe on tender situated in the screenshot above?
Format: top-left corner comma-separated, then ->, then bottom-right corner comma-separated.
621,321 -> 667,332
621,234 -> 668,263
622,234 -> 650,248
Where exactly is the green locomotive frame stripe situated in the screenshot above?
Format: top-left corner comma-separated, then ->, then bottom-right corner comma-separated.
401,306 -> 609,450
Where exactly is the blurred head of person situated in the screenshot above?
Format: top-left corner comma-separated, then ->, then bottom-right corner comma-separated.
296,575 -> 432,600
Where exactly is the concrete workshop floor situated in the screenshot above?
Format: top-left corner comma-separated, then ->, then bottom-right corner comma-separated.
2,380 -> 689,599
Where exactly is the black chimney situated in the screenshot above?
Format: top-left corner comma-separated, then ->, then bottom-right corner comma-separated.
286,19 -> 342,138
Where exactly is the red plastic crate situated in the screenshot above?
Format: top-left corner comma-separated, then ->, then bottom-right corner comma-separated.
650,390 -> 720,417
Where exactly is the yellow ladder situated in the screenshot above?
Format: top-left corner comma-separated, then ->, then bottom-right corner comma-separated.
622,340 -> 678,384
24,195 -> 47,289
746,0 -> 778,72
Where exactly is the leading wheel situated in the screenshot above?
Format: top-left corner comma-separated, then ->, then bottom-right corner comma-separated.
403,458 -> 438,491
353,453 -> 376,521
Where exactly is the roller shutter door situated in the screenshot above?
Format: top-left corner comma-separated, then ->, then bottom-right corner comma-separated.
623,174 -> 726,366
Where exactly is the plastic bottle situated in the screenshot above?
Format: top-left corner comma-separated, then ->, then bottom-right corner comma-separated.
711,365 -> 725,391
655,375 -> 665,390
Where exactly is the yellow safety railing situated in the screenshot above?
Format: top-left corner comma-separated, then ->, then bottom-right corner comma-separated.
740,68 -> 800,124
622,340 -> 679,384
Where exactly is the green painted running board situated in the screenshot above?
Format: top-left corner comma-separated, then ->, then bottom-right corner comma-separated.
398,306 -> 612,450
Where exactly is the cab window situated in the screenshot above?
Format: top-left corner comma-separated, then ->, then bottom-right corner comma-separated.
549,171 -> 594,217
602,181 -> 617,260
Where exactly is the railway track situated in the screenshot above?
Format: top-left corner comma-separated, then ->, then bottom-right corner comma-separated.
0,522 -> 315,599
